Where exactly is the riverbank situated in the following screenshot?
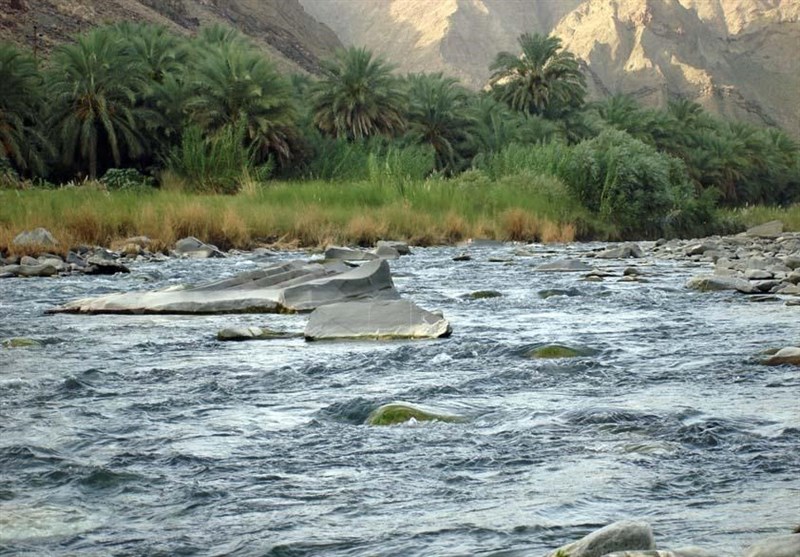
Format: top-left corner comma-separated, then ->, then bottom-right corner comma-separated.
1,178 -> 627,255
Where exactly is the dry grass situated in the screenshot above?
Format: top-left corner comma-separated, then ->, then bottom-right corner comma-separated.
0,179 -> 605,255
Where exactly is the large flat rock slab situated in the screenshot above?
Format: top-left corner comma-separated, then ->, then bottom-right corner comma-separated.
51,259 -> 398,315
304,300 -> 452,340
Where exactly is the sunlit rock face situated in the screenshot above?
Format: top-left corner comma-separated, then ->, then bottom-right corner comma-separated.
300,0 -> 800,136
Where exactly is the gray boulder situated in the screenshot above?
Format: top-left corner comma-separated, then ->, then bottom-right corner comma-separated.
595,243 -> 644,259
216,327 -> 301,341
742,534 -> 800,557
376,240 -> 410,255
776,284 -> 800,296
762,347 -> 800,366
173,236 -> 225,259
324,245 -> 378,261
686,275 -> 759,294
51,259 -> 398,314
13,227 -> 57,248
536,259 -> 592,272
744,269 -> 773,280
603,549 -> 717,557
305,299 -> 451,340
84,254 -> 130,275
1,263 -> 59,278
545,520 -> 655,557
746,220 -> 783,238
373,244 -> 400,259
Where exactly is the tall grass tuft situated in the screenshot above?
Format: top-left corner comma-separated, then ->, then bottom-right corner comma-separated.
166,124 -> 273,194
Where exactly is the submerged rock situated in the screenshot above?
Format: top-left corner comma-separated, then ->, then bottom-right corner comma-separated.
535,258 -> 592,272
527,344 -> 596,359
465,290 -> 502,300
366,402 -> 464,426
545,520 -> 655,557
2,337 -> 42,348
304,299 -> 451,340
216,327 -> 301,341
538,288 -> 582,298
743,534 -> 800,557
51,259 -> 398,315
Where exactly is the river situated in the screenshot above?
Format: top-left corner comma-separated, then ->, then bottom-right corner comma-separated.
1,244 -> 798,556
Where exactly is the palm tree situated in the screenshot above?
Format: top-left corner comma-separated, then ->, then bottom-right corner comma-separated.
467,95 -> 525,155
0,43 -> 50,175
184,35 -> 295,162
489,33 -> 586,119
111,22 -> 189,84
46,28 -> 150,179
404,73 -> 475,174
311,47 -> 407,140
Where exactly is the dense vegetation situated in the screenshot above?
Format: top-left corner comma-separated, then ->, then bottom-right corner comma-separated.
1,23 -> 798,247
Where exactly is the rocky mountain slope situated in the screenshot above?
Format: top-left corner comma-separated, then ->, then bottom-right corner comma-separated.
0,0 -> 342,75
300,0 -> 800,135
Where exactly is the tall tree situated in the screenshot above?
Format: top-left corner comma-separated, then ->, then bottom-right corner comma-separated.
184,30 -> 295,162
404,73 -> 474,174
0,43 -> 50,175
311,47 -> 407,140
489,33 -> 586,119
46,28 -> 150,179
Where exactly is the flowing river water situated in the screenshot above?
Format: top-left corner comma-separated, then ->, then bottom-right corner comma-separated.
1,244 -> 798,556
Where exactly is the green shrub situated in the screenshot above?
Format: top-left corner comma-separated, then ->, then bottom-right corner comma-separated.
565,129 -> 689,237
100,168 -> 155,190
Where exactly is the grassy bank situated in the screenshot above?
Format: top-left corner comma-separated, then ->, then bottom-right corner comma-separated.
0,176 -> 609,255
724,205 -> 800,232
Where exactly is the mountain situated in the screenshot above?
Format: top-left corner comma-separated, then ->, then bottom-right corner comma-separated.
0,0 -> 342,75
299,0 -> 800,136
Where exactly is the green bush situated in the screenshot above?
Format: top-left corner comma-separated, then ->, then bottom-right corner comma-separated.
100,168 -> 155,190
565,129 -> 690,237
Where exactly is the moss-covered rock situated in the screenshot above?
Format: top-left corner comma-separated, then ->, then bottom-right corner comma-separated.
2,338 -> 42,348
527,344 -> 597,359
466,290 -> 502,300
366,403 -> 465,426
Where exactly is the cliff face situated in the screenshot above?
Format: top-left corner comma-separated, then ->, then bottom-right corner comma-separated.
0,0 -> 342,75
553,0 -> 800,134
300,0 -> 800,136
1,0 -> 796,135
298,0 -> 583,87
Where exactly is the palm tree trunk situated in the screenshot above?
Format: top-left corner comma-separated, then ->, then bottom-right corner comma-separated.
89,135 -> 97,180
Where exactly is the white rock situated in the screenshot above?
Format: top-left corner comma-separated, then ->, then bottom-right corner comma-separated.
742,534 -> 800,557
305,299 -> 451,340
545,520 -> 655,557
